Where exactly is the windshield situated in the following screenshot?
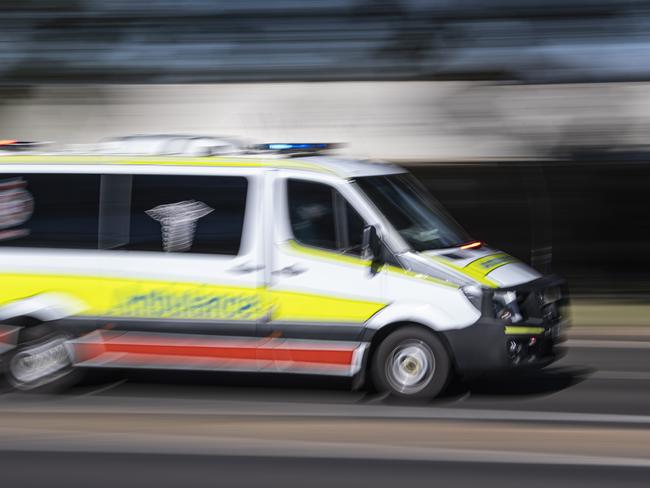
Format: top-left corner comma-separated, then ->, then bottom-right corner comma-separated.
355,173 -> 471,251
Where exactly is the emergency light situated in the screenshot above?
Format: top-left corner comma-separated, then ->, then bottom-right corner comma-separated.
252,143 -> 341,153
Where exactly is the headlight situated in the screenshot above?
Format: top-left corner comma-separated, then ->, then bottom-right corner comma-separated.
493,290 -> 523,323
461,285 -> 483,311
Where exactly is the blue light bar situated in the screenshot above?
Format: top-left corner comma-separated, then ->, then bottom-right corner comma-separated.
254,143 -> 337,152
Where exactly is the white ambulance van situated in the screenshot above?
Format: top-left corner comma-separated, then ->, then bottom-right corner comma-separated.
0,146 -> 568,399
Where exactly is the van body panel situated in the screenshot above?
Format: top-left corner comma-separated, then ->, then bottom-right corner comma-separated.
0,156 -> 566,382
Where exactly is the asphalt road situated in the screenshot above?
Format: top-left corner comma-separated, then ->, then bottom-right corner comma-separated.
0,331 -> 648,487
0,452 -> 648,488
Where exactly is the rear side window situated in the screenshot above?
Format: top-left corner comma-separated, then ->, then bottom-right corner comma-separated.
287,179 -> 366,255
0,173 -> 100,249
101,174 -> 248,255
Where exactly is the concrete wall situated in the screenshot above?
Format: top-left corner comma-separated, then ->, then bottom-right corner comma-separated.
1,81 -> 648,160
0,82 -> 524,160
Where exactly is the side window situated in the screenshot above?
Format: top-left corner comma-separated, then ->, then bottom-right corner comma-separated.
99,174 -> 248,255
0,173 -> 100,249
287,179 -> 366,255
288,180 -> 337,249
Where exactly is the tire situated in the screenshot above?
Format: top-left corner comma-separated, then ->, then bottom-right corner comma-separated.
371,326 -> 451,400
2,325 -> 78,393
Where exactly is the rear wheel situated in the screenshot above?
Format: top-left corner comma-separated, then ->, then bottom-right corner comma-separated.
2,325 -> 76,392
371,326 -> 451,400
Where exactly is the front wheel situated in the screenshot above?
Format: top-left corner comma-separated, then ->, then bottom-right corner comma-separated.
371,326 -> 451,400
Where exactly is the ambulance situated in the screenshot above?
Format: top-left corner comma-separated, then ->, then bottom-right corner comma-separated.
0,144 -> 568,399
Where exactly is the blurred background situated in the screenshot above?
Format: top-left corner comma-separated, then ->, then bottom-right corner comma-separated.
1,1 -> 650,486
4,0 -> 650,299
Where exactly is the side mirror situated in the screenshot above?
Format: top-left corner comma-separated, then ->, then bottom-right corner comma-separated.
362,225 -> 384,274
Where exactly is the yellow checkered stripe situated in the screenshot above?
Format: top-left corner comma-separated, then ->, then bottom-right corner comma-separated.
0,272 -> 384,324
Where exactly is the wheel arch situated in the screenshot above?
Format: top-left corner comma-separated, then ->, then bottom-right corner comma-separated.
0,292 -> 84,325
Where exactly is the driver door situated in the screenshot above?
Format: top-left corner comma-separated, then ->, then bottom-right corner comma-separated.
260,176 -> 386,376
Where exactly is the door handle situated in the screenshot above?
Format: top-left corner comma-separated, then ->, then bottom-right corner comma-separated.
272,264 -> 307,276
227,263 -> 264,274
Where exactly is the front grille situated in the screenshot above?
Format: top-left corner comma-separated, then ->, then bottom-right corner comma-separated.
505,276 -> 569,326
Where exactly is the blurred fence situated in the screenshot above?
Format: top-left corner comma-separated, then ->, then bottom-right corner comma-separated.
2,0 -> 650,84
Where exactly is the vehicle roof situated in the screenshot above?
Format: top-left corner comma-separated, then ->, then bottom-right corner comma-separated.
0,154 -> 406,179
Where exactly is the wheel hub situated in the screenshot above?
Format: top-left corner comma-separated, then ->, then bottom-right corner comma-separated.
386,341 -> 436,394
9,337 -> 71,387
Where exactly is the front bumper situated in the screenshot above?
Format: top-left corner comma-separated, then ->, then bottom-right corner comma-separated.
443,274 -> 569,375
441,318 -> 566,375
